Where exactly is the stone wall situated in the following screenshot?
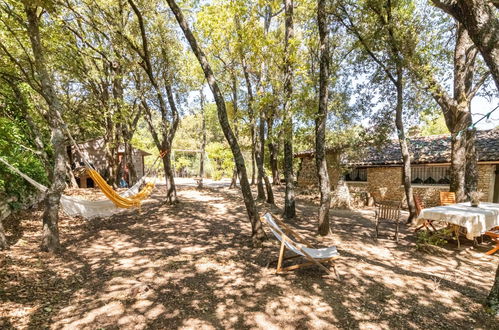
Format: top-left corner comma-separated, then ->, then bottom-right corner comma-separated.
297,157 -> 317,187
296,154 -> 340,188
367,167 -> 403,202
296,156 -> 497,207
478,164 -> 495,202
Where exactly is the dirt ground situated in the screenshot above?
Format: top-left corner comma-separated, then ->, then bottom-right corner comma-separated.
1,182 -> 498,329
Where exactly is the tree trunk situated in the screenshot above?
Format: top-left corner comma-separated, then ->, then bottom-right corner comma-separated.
395,81 -> 415,221
465,127 -> 478,196
25,4 -> 66,253
431,0 -> 499,91
411,24 -> 481,202
267,117 -> 280,185
166,0 -> 265,243
316,0 -> 331,236
229,74 -> 239,190
104,137 -> 119,187
256,115 -> 273,203
240,60 -> 264,197
383,3 -> 415,221
486,264 -> 499,316
125,141 -> 138,185
255,119 -> 266,200
66,160 -> 79,188
163,84 -> 180,203
199,89 -> 206,188
251,134 -> 256,185
0,220 -> 8,250
282,0 -> 296,219
450,131 -> 467,201
162,151 -> 177,203
429,0 -> 499,313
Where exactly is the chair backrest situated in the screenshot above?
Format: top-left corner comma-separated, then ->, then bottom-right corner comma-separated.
376,201 -> 401,221
439,191 -> 456,206
413,194 -> 424,216
262,213 -> 304,256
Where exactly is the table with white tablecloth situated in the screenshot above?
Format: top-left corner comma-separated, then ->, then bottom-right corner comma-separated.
416,202 -> 499,240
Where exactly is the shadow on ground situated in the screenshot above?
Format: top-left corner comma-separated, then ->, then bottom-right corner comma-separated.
0,181 -> 497,329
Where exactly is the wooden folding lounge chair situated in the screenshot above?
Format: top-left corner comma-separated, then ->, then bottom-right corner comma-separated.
374,201 -> 402,242
485,227 -> 499,255
414,195 -> 436,232
260,213 -> 340,280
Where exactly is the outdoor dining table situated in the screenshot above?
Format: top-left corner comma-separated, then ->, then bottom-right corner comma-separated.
415,202 -> 499,248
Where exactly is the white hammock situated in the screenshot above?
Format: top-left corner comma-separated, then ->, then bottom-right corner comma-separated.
0,157 -> 153,219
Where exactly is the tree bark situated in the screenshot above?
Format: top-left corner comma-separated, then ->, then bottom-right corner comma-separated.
250,148 -> 256,185
66,159 -> 79,188
25,4 -> 66,253
431,0 -> 499,91
487,264 -> 499,316
166,0 -> 265,242
267,116 -> 280,185
199,89 -> 206,188
229,73 -> 239,190
393,65 -> 416,220
0,220 -> 8,250
259,115 -> 274,204
162,151 -> 177,203
450,132 -> 467,201
282,0 -> 296,219
465,127 -> 478,195
316,0 -> 332,236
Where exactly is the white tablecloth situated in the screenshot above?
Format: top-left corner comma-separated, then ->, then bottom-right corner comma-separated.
416,202 -> 499,239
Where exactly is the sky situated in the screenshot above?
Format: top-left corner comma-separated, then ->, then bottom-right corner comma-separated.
471,96 -> 499,130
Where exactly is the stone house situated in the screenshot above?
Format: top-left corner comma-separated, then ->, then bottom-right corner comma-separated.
296,129 -> 499,207
69,138 -> 151,188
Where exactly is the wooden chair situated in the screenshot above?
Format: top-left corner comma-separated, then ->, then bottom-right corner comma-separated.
414,195 -> 436,232
439,191 -> 456,206
375,201 -> 402,242
484,227 -> 499,255
260,213 -> 340,279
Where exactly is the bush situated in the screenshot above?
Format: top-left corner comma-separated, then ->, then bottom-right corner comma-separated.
206,142 -> 233,179
0,117 -> 48,207
415,228 -> 453,252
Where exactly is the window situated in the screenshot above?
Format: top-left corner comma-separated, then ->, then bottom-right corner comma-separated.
345,167 -> 367,182
411,166 -> 450,185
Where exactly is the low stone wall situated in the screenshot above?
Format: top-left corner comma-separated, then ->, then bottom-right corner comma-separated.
0,195 -> 18,221
0,193 -> 43,222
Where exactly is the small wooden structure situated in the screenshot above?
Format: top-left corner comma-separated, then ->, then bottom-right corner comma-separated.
69,138 -> 151,188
